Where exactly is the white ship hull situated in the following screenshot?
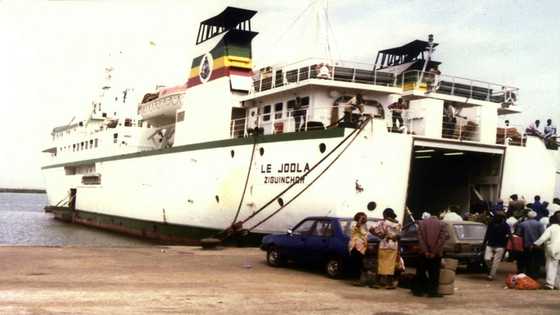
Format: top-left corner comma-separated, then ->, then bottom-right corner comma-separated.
42,123 -> 414,242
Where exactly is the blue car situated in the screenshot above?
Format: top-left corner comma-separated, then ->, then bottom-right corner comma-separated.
260,216 -> 420,278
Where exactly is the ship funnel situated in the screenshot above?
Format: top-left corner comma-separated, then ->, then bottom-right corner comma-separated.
187,7 -> 258,91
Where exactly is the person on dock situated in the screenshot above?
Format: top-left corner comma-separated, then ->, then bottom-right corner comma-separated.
348,212 -> 369,286
412,209 -> 449,297
442,206 -> 463,222
483,212 -> 511,280
369,208 -> 401,289
517,210 -> 545,278
533,212 -> 560,289
507,194 -> 526,218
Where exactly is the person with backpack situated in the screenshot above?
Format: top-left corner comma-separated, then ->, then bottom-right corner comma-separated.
483,212 -> 511,280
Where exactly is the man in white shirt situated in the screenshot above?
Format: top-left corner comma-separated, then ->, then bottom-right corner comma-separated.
534,215 -> 560,289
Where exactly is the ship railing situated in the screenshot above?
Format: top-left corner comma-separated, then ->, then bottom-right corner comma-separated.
440,115 -> 481,142
399,70 -> 519,105
251,57 -> 398,93
495,123 -> 558,148
496,123 -> 526,146
231,104 -> 407,138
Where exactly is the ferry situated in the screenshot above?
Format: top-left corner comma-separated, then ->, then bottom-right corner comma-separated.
41,6 -> 558,244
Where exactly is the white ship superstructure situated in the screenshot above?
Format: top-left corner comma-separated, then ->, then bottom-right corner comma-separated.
41,6 -> 558,243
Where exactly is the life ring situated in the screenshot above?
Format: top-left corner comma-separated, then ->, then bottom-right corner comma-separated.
316,63 -> 332,79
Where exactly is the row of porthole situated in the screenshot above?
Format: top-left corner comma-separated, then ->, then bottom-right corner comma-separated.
230,142 -> 327,158
212,194 -> 377,212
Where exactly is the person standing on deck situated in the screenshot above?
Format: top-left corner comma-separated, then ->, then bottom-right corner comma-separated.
412,209 -> 449,297
442,103 -> 457,138
292,97 -> 307,132
483,212 -> 511,280
387,98 -> 408,131
525,120 -> 543,138
544,119 -> 557,140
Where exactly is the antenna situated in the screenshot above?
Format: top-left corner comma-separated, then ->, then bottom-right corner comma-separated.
417,34 -> 435,86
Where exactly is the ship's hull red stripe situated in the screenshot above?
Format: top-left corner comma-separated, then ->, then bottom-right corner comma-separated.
187,66 -> 252,88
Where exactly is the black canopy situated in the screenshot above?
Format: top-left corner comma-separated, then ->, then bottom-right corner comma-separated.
201,7 -> 257,29
378,40 -> 438,56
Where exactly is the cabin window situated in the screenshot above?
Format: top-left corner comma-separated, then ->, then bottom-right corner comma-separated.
85,141 -> 89,150
94,139 -> 98,148
287,100 -> 296,116
113,133 -> 118,144
73,144 -> 76,152
177,111 -> 185,122
274,102 -> 283,119
81,142 -> 84,150
263,105 -> 271,122
89,139 -> 94,148
300,96 -> 310,106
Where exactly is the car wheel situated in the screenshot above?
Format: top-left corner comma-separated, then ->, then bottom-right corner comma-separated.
325,257 -> 343,279
266,246 -> 285,267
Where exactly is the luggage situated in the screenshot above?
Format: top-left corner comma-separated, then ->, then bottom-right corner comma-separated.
443,258 -> 458,272
439,269 -> 455,285
438,283 -> 455,295
506,235 -> 524,252
505,273 -> 541,290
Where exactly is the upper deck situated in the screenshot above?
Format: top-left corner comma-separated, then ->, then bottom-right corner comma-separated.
244,57 -> 520,113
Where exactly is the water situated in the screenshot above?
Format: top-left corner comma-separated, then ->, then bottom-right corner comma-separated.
0,193 -> 153,246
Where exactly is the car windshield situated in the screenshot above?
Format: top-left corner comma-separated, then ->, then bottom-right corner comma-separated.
339,218 -> 381,238
453,224 -> 486,240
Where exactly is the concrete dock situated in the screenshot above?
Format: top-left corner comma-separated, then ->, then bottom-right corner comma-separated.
0,246 -> 558,314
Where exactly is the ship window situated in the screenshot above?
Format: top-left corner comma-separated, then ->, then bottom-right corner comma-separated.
73,144 -> 76,152
81,142 -> 84,150
113,133 -> 118,144
300,96 -> 310,106
274,102 -> 283,119
263,105 -> 271,122
177,111 -> 185,122
94,139 -> 98,148
85,141 -> 89,149
287,100 -> 296,117
89,139 -> 94,148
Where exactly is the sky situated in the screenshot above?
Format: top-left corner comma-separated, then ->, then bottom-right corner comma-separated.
0,0 -> 558,189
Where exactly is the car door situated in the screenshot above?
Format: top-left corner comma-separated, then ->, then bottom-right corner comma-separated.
287,219 -> 317,262
303,220 -> 334,264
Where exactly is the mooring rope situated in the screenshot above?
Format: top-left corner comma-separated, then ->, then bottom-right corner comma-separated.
230,133 -> 259,225
246,115 -> 372,232
214,115 -> 371,241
